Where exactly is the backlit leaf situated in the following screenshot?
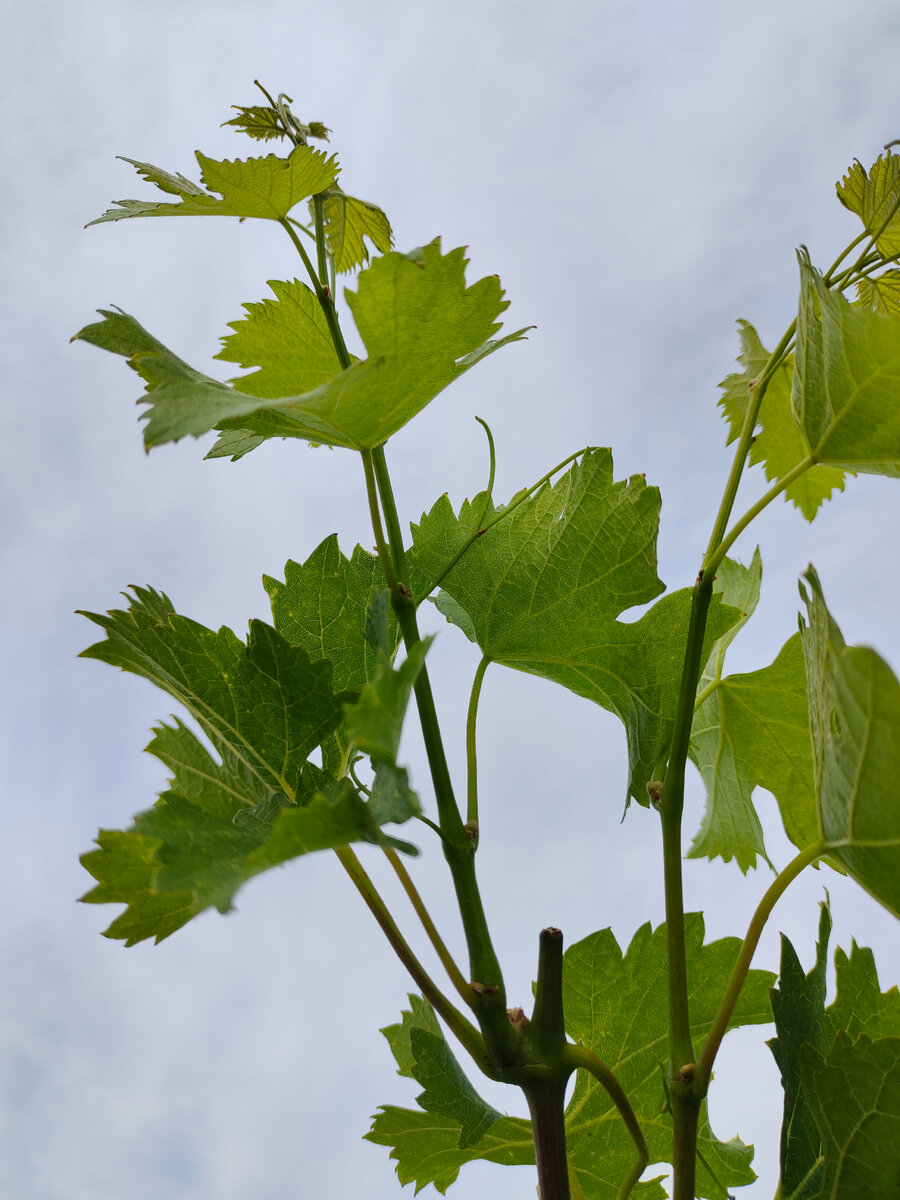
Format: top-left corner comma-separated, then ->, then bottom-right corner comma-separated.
73,241 -> 528,452
855,270 -> 900,318
801,568 -> 900,916
718,321 -> 847,519
87,147 -> 338,224
322,187 -> 393,271
794,253 -> 900,477
836,152 -> 900,258
410,449 -> 742,803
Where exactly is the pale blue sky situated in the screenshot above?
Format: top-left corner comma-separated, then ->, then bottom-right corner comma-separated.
3,2 -> 900,1197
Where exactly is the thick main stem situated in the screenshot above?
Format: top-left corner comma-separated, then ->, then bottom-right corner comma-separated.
525,1079 -> 571,1200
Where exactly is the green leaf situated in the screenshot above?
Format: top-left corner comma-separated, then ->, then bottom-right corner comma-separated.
87,147 -> 338,224
561,915 -> 774,1200
718,321 -> 847,520
79,587 -> 350,800
794,253 -> 900,477
769,902 -> 833,1200
344,640 -> 431,765
836,152 -> 900,258
321,187 -> 393,272
855,270 -> 900,318
800,568 -> 900,917
800,1033 -> 900,1198
689,632 -> 817,871
410,449 -> 742,803
700,550 -> 763,682
73,242 -> 528,452
264,535 -> 399,694
369,995 -> 530,1189
222,105 -> 289,142
770,902 -> 900,1199
214,278 -> 345,398
366,1107 -> 534,1195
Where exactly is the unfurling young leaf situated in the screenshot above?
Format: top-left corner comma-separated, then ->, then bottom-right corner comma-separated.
836,151 -> 900,257
321,186 -> 393,271
87,146 -> 338,224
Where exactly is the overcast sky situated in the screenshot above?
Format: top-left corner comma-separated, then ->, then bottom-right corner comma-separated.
3,2 -> 900,1198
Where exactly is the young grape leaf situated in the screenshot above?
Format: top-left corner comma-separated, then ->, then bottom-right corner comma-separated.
836,152 -> 900,258
855,269 -> 900,317
699,551 -> 763,682
87,146 -> 338,224
410,449 -> 742,803
223,104 -> 289,141
344,640 -> 431,765
79,587 -> 351,799
800,568 -> 900,917
561,915 -> 774,1200
321,186 -> 393,271
264,535 -> 400,693
689,632 -> 817,872
718,321 -> 847,520
794,253 -> 900,477
381,996 -> 503,1149
214,278 -> 346,398
73,241 -> 528,452
800,1033 -> 900,1198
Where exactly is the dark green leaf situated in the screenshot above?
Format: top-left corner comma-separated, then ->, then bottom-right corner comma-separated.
836,152 -> 900,258
800,1033 -> 900,1199
794,253 -> 900,477
87,147 -> 338,224
801,568 -> 900,916
411,450 -> 742,803
264,536 -> 398,694
79,587 -> 350,799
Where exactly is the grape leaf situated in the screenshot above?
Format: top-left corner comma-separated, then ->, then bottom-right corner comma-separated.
214,278 -> 346,398
718,321 -> 847,520
73,241 -> 529,452
79,587 -> 350,799
855,270 -> 900,317
410,449 -> 742,803
836,152 -> 900,258
768,902 -> 833,1200
800,568 -> 900,917
264,535 -> 399,693
770,902 -> 900,1200
561,915 -> 773,1200
369,916 -> 770,1199
689,632 -> 817,871
87,147 -> 338,224
794,253 -> 900,477
222,104 -> 288,141
800,1033 -> 900,1199
344,640 -> 431,765
322,186 -> 393,271
700,551 -> 763,680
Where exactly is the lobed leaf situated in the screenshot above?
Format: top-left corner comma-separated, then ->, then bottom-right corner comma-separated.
410,449 -> 742,803
855,269 -> 900,318
794,253 -> 900,477
689,632 -> 817,872
73,242 -> 528,453
322,187 -> 393,271
836,152 -> 900,258
561,915 -> 773,1200
87,146 -> 338,224
801,568 -> 900,917
718,321 -> 847,520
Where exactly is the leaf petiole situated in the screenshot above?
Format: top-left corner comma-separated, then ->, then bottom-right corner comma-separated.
466,656 -> 490,828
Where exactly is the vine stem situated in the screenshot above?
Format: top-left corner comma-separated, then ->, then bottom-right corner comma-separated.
694,840 -> 826,1094
382,846 -> 474,1007
563,1045 -> 649,1200
334,845 -> 490,1072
